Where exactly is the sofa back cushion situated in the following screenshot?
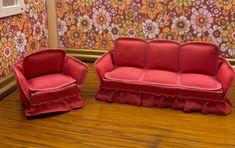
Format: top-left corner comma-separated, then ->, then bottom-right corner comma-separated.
180,43 -> 219,75
146,40 -> 180,71
23,49 -> 66,79
114,38 -> 146,68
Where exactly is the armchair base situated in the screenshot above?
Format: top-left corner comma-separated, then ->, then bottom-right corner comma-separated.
25,84 -> 83,117
14,49 -> 88,117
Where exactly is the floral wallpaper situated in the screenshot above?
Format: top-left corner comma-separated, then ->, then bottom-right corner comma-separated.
0,0 -> 48,79
56,0 -> 235,58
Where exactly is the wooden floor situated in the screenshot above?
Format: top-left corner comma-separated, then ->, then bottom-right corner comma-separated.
0,63 -> 235,148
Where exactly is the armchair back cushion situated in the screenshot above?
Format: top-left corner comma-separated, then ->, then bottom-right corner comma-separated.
23,49 -> 66,79
180,43 -> 219,75
146,40 -> 180,71
114,38 -> 146,68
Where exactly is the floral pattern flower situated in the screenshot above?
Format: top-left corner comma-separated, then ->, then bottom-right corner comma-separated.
0,0 -> 48,79
56,0 -> 235,58
173,0 -> 195,7
67,26 -> 86,47
23,21 -> 33,37
172,16 -> 190,35
92,8 -> 111,33
112,0 -> 131,10
77,0 -> 94,7
14,31 -> 27,52
33,22 -> 43,38
64,12 -> 76,26
190,7 -> 214,37
56,0 -> 69,18
95,33 -> 113,50
141,0 -> 163,19
108,23 -> 120,40
120,21 -> 143,38
159,27 -> 182,42
156,14 -> 170,28
223,22 -> 235,56
28,0 -> 44,19
0,38 -> 17,77
171,0 -> 195,14
26,36 -> 41,54
216,0 -> 235,11
208,25 -> 223,45
142,19 -> 159,40
0,23 -> 10,37
77,15 -> 92,32
57,18 -> 68,36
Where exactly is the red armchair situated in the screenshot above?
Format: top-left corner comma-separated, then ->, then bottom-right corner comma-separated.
94,38 -> 234,115
13,49 -> 88,116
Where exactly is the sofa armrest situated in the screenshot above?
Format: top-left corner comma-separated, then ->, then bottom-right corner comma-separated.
216,58 -> 234,98
13,62 -> 31,106
63,55 -> 88,86
94,50 -> 114,84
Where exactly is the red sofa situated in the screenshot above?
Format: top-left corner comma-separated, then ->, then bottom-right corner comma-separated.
13,49 -> 88,116
94,38 -> 234,115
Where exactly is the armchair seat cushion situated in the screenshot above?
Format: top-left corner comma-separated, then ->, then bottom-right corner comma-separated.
28,73 -> 76,92
104,67 -> 144,81
142,70 -> 178,87
179,73 -> 222,91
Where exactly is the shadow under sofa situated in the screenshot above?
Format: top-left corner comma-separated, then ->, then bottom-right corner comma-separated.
94,38 -> 234,116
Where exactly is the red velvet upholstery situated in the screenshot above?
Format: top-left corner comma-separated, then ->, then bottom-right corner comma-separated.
28,74 -> 76,91
216,58 -> 235,98
146,40 -> 180,71
105,67 -> 144,81
180,43 -> 219,75
94,50 -> 114,84
13,49 -> 88,117
179,73 -> 222,90
23,49 -> 65,79
63,55 -> 88,85
114,38 -> 146,68
102,79 -> 223,100
142,70 -> 178,87
94,38 -> 234,115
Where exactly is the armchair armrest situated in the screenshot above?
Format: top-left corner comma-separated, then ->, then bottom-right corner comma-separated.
94,50 -> 114,84
13,61 -> 31,107
216,58 -> 234,98
63,55 -> 88,86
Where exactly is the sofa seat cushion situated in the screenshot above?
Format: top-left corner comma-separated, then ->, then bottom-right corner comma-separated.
180,73 -> 222,91
28,73 -> 76,92
142,70 -> 178,87
102,79 -> 223,100
104,67 -> 145,81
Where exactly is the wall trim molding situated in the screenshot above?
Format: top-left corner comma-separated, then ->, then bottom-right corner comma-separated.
66,48 -> 235,68
229,59 -> 235,67
66,48 -> 106,61
0,73 -> 17,100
